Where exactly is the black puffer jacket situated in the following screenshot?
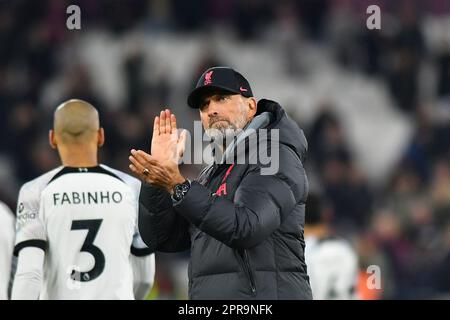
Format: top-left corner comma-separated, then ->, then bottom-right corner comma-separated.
139,99 -> 312,299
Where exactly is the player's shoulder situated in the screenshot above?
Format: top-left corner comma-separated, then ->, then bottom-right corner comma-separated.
318,236 -> 357,258
18,166 -> 64,200
99,164 -> 141,192
318,235 -> 350,247
309,235 -> 355,254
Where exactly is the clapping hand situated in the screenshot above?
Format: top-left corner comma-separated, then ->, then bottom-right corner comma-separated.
129,109 -> 187,193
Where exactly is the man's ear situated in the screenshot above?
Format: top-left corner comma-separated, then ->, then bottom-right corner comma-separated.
98,127 -> 105,147
49,130 -> 57,149
247,97 -> 257,118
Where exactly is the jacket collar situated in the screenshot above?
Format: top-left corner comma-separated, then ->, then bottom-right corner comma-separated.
220,111 -> 272,164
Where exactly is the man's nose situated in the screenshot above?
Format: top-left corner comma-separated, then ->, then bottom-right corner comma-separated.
207,101 -> 220,116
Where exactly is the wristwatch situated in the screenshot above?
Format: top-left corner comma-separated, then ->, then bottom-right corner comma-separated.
172,179 -> 191,202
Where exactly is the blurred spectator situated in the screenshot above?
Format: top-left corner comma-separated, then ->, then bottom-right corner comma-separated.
370,208 -> 415,298
432,225 -> 450,298
403,106 -> 437,184
297,0 -> 330,41
6,102 -> 41,182
386,1 -> 425,113
172,0 -> 208,32
356,232 -> 392,299
233,0 -> 273,40
322,158 -> 373,229
308,107 -> 351,170
430,160 -> 450,226
123,48 -> 146,112
436,45 -> 450,98
385,161 -> 423,225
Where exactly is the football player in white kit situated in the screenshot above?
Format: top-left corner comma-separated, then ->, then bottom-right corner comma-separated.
0,201 -> 15,300
305,193 -> 359,300
12,100 -> 155,300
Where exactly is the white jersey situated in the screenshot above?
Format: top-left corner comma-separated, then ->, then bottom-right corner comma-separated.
14,165 -> 153,300
0,201 -> 15,300
305,236 -> 359,300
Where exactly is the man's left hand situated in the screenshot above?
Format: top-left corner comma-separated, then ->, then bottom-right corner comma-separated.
129,149 -> 185,194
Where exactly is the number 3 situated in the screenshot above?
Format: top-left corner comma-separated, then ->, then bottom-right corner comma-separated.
70,219 -> 105,282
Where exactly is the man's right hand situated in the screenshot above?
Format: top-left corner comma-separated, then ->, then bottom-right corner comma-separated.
151,109 -> 186,164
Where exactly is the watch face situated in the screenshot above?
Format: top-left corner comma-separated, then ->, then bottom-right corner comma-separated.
174,180 -> 190,201
174,186 -> 182,200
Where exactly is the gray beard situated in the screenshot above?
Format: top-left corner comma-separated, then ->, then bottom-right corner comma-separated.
206,113 -> 247,141
206,127 -> 242,150
205,109 -> 249,150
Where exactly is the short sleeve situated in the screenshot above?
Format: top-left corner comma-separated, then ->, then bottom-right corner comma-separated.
14,184 -> 47,256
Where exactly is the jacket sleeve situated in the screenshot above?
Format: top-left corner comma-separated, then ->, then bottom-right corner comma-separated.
173,147 -> 307,249
138,183 -> 191,252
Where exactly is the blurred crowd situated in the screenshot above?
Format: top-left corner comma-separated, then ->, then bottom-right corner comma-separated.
1,0 -> 450,299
